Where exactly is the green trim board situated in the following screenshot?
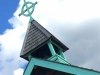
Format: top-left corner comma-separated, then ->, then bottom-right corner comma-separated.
23,58 -> 34,75
47,41 -> 56,55
47,54 -> 70,64
50,40 -> 68,61
23,57 -> 100,75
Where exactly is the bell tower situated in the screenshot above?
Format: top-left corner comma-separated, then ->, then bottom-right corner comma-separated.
19,0 -> 100,75
19,0 -> 69,64
20,19 -> 69,64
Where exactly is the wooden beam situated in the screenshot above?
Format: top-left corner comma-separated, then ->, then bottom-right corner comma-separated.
31,57 -> 100,75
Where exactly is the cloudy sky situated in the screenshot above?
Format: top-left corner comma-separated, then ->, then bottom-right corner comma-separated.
0,0 -> 100,75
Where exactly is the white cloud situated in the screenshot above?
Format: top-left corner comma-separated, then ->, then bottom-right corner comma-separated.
31,0 -> 100,24
0,0 -> 29,74
63,19 -> 100,71
0,16 -> 28,75
14,68 -> 24,75
0,0 -> 100,75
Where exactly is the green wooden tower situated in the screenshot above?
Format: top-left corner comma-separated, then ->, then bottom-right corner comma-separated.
19,0 -> 100,75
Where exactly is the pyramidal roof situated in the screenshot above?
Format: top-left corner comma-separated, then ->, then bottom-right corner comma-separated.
20,20 -> 68,58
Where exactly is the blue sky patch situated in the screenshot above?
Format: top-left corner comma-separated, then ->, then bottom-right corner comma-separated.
0,0 -> 19,34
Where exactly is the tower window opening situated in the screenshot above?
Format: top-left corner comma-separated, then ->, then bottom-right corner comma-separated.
31,44 -> 52,59
52,44 -> 61,55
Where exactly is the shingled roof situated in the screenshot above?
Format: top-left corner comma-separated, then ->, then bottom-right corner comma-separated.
20,20 -> 68,58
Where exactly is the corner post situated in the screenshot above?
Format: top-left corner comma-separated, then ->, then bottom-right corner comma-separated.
47,41 -> 56,56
